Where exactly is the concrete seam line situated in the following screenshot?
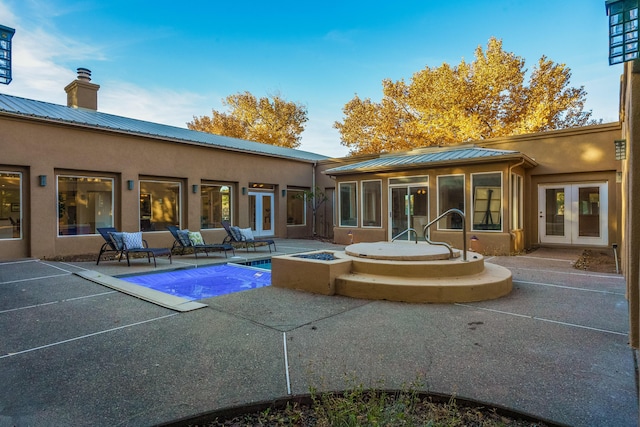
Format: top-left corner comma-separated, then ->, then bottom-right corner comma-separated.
283,332 -> 292,395
0,291 -> 117,314
0,313 -> 178,359
514,279 -> 626,295
455,303 -> 628,336
0,273 -> 70,285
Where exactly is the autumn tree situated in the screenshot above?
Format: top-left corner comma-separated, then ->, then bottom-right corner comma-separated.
188,92 -> 308,149
335,37 -> 598,155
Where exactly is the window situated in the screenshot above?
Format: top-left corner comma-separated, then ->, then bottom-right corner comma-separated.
58,175 -> 113,236
286,189 -> 306,225
472,172 -> 502,231
361,180 -> 381,227
0,171 -> 21,239
511,173 -> 523,230
339,182 -> 357,227
201,184 -> 232,229
437,175 -> 464,230
139,180 -> 181,231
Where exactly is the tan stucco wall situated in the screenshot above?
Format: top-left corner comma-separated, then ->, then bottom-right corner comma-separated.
620,61 -> 640,348
0,115 -> 322,259
328,124 -> 622,256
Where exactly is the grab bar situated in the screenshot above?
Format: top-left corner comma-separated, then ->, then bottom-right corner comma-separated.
422,208 -> 467,261
391,227 -> 419,243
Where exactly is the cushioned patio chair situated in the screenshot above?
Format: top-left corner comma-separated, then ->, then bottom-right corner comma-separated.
167,225 -> 235,259
221,221 -> 276,253
96,227 -> 172,267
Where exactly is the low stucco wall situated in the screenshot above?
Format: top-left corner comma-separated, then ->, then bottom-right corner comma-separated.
271,251 -> 352,295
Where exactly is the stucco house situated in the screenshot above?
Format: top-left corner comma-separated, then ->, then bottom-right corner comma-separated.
1,66 -> 639,350
0,69 -> 624,259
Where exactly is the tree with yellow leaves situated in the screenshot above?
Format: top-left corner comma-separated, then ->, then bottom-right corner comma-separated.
188,92 -> 308,149
335,37 -> 599,155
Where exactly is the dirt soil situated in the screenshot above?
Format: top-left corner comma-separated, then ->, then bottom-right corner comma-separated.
573,248 -> 619,274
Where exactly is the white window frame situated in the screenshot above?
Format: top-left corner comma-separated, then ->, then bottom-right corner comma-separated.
436,174 -> 465,230
361,179 -> 382,228
338,181 -> 358,227
471,171 -> 503,232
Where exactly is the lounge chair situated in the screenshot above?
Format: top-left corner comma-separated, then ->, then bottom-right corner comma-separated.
167,225 -> 235,259
96,227 -> 172,267
221,220 -> 276,252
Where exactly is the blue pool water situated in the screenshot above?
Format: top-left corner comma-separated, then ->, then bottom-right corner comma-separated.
121,264 -> 271,301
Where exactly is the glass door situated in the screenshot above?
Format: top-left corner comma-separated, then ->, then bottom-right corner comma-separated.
389,178 -> 429,241
538,183 -> 608,246
248,192 -> 274,236
390,187 -> 409,240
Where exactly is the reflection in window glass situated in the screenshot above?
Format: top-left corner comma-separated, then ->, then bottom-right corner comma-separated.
472,172 -> 502,231
437,175 -> 464,230
201,184 -> 232,229
0,172 -> 21,239
339,182 -> 357,227
287,189 -> 306,225
58,176 -> 113,236
140,180 -> 181,231
362,180 -> 381,227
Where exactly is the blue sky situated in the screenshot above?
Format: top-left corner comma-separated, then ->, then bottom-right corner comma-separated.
0,0 -> 622,157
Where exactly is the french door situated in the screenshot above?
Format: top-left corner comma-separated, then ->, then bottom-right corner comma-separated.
538,183 -> 608,246
389,179 -> 429,241
248,192 -> 274,237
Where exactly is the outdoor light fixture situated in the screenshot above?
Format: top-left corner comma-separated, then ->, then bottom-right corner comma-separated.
282,189 -> 287,197
606,0 -> 639,64
615,139 -> 627,159
242,187 -> 247,195
127,180 -> 134,190
0,25 -> 15,85
192,184 -> 199,194
38,175 -> 47,187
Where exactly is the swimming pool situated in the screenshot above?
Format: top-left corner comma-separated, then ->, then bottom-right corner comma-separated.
121,263 -> 271,301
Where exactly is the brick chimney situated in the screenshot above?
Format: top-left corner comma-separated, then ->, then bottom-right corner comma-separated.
64,68 -> 100,110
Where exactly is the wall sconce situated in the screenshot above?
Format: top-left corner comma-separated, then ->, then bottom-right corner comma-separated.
470,235 -> 479,242
192,184 -> 199,194
127,180 -> 134,190
606,0 -> 639,65
242,187 -> 247,195
38,175 -> 47,187
282,189 -> 287,197
615,139 -> 627,160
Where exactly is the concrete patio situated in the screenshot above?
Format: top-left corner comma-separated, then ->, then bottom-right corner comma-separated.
0,240 -> 636,426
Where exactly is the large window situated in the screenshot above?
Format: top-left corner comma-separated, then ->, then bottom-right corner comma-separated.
511,173 -> 523,230
0,172 -> 21,239
437,175 -> 464,230
472,172 -> 502,231
361,180 -> 381,227
201,184 -> 232,229
58,175 -> 113,236
339,182 -> 357,227
140,180 -> 181,231
286,189 -> 306,225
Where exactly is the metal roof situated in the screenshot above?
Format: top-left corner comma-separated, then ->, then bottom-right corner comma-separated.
0,93 -> 329,162
324,146 -> 535,175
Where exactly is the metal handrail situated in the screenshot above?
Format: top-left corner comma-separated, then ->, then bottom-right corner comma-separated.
391,227 -> 419,243
422,208 -> 467,261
